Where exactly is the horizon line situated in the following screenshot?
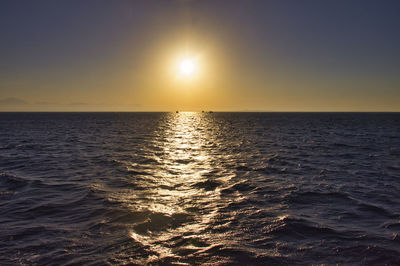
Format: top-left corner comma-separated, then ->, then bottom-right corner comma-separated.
1,110 -> 399,113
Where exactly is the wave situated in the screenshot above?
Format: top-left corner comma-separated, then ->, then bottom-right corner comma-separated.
1,112 -> 399,264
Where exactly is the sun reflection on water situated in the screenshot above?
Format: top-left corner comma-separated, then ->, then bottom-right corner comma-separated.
122,112 -> 225,262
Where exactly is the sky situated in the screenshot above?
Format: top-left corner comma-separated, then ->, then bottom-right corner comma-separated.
1,0 -> 399,111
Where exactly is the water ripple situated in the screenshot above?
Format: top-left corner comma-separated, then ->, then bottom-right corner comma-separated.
0,112 -> 399,264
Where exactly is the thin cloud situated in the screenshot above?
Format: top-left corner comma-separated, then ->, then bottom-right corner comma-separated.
34,101 -> 54,105
0,97 -> 29,105
70,102 -> 89,106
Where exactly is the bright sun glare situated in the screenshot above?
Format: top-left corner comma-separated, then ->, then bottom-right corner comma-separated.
178,58 -> 196,76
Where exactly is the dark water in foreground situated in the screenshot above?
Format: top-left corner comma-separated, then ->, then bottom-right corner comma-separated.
0,112 -> 400,265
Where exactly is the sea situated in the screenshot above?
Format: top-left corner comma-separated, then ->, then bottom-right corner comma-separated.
0,112 -> 399,265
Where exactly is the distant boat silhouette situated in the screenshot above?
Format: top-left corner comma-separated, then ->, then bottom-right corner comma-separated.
176,110 -> 179,113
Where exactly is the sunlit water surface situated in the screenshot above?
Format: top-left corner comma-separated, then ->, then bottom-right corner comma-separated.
0,112 -> 400,265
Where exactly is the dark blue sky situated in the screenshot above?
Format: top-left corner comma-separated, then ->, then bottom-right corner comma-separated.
1,0 -> 399,111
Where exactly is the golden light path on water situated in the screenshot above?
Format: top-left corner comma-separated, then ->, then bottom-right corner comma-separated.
106,112 -> 239,263
133,112 -> 225,262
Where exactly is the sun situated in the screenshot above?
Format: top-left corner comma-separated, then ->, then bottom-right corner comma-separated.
178,58 -> 197,77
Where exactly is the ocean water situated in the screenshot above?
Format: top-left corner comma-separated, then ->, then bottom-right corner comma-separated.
0,112 -> 399,265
